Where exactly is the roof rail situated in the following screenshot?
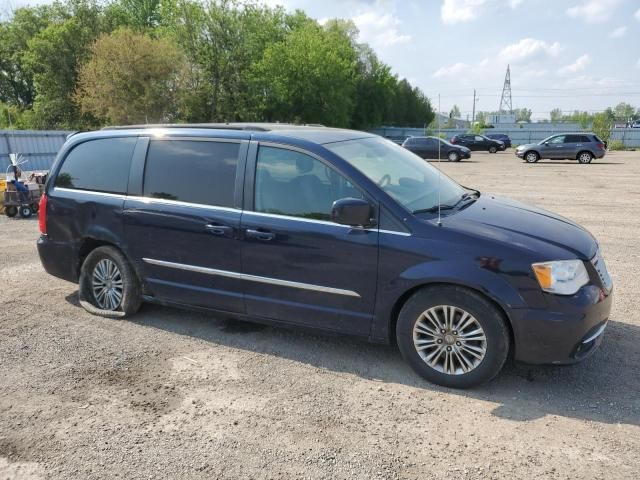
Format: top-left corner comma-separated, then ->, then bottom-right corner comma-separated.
101,123 -> 271,132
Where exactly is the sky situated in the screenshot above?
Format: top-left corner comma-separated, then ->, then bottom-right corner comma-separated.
7,0 -> 640,120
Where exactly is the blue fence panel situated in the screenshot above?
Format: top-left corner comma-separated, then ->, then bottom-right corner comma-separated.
0,130 -> 70,173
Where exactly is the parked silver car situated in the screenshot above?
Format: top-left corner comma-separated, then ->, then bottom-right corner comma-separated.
515,133 -> 606,164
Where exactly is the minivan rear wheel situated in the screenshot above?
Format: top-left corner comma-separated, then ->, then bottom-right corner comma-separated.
79,246 -> 142,318
396,286 -> 510,388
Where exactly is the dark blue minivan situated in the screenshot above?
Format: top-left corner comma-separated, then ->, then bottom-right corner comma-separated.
37,124 -> 613,388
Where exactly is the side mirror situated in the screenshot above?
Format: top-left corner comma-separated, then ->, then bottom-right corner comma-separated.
331,198 -> 373,227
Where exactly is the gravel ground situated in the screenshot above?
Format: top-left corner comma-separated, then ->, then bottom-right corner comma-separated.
1,150 -> 639,480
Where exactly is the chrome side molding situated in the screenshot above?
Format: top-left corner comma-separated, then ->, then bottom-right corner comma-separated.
142,258 -> 361,298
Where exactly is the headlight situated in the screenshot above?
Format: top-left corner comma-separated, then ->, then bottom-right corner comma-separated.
532,260 -> 589,295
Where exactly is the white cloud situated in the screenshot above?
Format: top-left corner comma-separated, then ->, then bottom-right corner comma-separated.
566,0 -> 622,24
352,12 -> 411,48
433,62 -> 468,78
609,26 -> 626,38
441,0 -> 487,25
559,54 -> 591,75
635,8 -> 640,21
499,38 -> 562,63
508,0 -> 523,8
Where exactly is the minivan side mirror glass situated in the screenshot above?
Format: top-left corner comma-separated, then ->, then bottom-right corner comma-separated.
331,198 -> 373,227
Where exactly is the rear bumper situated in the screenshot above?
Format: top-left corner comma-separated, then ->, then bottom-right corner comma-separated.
37,235 -> 78,283
509,285 -> 612,365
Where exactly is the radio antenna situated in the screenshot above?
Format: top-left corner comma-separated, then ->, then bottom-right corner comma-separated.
437,93 -> 442,226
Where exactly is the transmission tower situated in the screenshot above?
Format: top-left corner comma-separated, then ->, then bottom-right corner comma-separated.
499,65 -> 513,113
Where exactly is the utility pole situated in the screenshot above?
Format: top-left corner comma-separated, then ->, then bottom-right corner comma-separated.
472,89 -> 477,125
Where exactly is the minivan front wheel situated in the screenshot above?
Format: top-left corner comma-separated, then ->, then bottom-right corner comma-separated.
79,246 -> 142,318
396,286 -> 510,388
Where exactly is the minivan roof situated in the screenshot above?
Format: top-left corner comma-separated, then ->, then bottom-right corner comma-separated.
100,123 -> 376,145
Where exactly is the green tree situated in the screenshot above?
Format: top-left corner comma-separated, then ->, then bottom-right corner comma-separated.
253,21 -> 358,126
550,108 -> 563,123
0,5 -> 56,108
515,107 -> 532,123
591,112 -> 611,144
613,102 -> 635,121
75,28 -> 184,124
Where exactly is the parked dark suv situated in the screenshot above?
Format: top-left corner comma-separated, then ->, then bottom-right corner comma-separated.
37,124 -> 613,388
486,133 -> 512,148
450,134 -> 504,153
515,133 -> 606,164
401,136 -> 471,161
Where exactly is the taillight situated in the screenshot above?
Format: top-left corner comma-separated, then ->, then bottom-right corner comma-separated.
451,138 -> 456,144
596,143 -> 604,149
39,193 -> 47,235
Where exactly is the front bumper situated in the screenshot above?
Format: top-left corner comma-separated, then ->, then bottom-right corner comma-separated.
509,284 -> 613,365
515,150 -> 525,158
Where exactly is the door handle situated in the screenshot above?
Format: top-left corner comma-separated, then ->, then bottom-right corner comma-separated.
205,224 -> 232,236
245,229 -> 275,241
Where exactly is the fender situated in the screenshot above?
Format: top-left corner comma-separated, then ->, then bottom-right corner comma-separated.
369,259 -> 543,343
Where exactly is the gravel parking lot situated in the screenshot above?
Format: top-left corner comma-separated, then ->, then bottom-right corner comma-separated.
1,150 -> 639,480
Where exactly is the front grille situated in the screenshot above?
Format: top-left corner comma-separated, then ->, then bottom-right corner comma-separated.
591,250 -> 613,291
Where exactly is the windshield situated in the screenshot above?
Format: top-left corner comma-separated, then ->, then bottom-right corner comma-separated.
325,136 -> 465,213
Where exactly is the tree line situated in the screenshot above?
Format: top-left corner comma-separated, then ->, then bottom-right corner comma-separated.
0,0 -> 435,130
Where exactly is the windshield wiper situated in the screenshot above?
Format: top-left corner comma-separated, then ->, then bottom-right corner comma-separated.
412,191 -> 480,215
412,204 -> 456,214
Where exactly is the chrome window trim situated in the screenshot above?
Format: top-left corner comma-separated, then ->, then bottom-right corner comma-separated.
126,195 -> 240,213
53,187 -> 126,200
143,258 -> 361,298
52,189 -> 411,235
243,210 -> 349,228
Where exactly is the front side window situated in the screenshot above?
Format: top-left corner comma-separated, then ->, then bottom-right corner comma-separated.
55,137 -> 136,193
143,140 -> 239,207
254,146 -> 362,221
325,136 -> 464,214
547,135 -> 565,144
475,136 -> 484,141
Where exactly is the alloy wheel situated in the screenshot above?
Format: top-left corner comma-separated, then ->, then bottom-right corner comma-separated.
578,152 -> 592,164
413,305 -> 487,375
92,259 -> 124,310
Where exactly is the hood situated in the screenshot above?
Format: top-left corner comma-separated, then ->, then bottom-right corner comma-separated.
516,142 -> 539,150
434,195 -> 597,260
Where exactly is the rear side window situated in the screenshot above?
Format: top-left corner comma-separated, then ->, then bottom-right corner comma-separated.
143,140 -> 239,208
55,137 -> 136,193
581,135 -> 592,143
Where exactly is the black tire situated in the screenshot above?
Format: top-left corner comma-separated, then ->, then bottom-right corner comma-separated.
577,151 -> 593,164
19,205 -> 32,218
31,202 -> 39,213
396,285 -> 510,389
447,151 -> 460,162
5,206 -> 17,218
489,146 -> 497,154
78,246 -> 142,319
524,151 -> 539,163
